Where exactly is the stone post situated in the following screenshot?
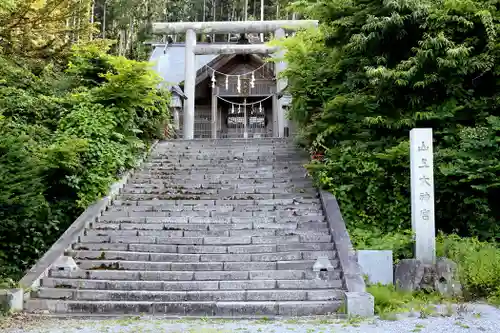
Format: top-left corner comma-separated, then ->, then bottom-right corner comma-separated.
183,29 -> 196,140
274,28 -> 286,138
410,128 -> 436,264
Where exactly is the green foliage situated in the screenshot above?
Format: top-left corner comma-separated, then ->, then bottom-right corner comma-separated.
0,42 -> 170,279
0,122 -> 56,279
353,229 -> 500,305
350,228 -> 414,261
367,283 -> 445,318
437,233 -> 500,303
283,0 -> 500,238
0,0 -> 94,59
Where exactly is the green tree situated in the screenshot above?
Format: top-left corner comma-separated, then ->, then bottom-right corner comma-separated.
282,0 -> 500,238
0,42 -> 170,279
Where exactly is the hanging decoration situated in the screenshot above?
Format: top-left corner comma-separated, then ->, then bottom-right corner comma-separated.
205,62 -> 269,92
236,76 -> 241,93
217,95 -> 273,108
211,70 -> 216,89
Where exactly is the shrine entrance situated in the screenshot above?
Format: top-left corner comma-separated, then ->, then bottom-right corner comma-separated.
217,96 -> 272,139
152,20 -> 318,139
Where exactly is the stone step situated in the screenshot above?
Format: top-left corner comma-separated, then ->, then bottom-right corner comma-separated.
116,194 -> 318,201
98,213 -> 324,222
106,202 -> 321,209
140,162 -> 307,167
151,148 -> 302,152
91,222 -> 328,232
74,259 -> 337,271
99,212 -> 325,223
41,278 -> 343,291
70,250 -> 336,263
101,211 -> 323,219
153,143 -> 298,147
153,150 -> 301,154
101,208 -> 323,217
136,170 -> 307,176
78,232 -> 330,245
74,242 -> 335,253
119,188 -> 317,196
50,267 -> 340,281
123,183 -> 315,191
130,179 -> 314,186
81,228 -> 330,239
140,165 -> 307,170
149,159 -> 307,163
130,173 -> 308,180
25,299 -> 342,316
129,173 -> 309,179
110,198 -> 322,207
144,169 -> 308,174
103,208 -> 322,216
67,250 -> 334,269
91,219 -> 328,230
35,288 -> 343,302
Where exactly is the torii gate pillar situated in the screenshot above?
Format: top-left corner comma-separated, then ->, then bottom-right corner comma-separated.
274,28 -> 287,138
183,29 -> 196,140
153,20 -> 318,139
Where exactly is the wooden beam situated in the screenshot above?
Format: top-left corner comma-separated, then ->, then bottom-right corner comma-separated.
153,20 -> 318,34
194,44 -> 278,55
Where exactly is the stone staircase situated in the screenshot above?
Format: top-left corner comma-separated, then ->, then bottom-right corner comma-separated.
25,139 -> 345,316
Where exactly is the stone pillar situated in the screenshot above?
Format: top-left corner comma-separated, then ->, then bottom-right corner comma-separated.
274,28 -> 287,138
272,95 -> 279,137
211,88 -> 218,139
410,128 -> 436,264
183,29 -> 196,140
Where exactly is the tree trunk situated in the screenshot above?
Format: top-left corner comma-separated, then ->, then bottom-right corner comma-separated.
102,1 -> 106,38
203,0 -> 206,21
212,0 -> 216,41
90,0 -> 95,40
119,29 -> 126,56
260,0 -> 264,41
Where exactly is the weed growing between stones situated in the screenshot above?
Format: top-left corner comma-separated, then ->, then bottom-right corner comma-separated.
366,283 -> 456,319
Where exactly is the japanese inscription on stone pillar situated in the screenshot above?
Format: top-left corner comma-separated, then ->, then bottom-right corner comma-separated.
410,128 -> 436,264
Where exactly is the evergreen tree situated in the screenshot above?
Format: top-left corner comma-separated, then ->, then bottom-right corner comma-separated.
282,0 -> 500,238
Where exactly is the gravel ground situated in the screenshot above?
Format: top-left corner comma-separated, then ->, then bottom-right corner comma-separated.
2,303 -> 499,333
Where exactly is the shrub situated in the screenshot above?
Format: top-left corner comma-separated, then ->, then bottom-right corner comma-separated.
354,228 -> 500,304
437,233 -> 500,302
283,0 -> 500,239
0,42 -> 170,279
0,121 -> 56,279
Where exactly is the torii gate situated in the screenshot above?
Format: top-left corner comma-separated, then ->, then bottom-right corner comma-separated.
152,20 -> 318,140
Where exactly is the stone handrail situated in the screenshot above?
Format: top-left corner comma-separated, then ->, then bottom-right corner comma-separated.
319,190 -> 374,316
18,141 -> 159,294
